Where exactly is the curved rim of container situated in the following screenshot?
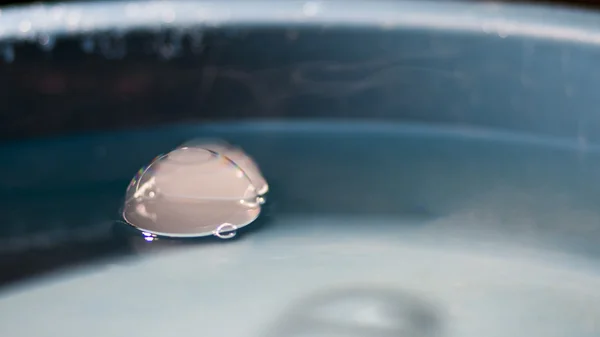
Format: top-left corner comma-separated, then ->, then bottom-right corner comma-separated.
0,0 -> 600,45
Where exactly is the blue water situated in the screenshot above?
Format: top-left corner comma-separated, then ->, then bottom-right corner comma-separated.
2,121 -> 600,284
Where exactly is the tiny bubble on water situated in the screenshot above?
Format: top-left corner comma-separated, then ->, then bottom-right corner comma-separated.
214,223 -> 238,240
38,34 -> 56,51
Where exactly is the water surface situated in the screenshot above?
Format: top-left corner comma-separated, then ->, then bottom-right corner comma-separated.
1,121 -> 599,336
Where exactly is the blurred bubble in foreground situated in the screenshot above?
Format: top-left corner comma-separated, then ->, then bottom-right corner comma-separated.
122,140 -> 268,239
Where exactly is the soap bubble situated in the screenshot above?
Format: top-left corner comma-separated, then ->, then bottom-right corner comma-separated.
183,139 -> 269,195
122,141 -> 268,239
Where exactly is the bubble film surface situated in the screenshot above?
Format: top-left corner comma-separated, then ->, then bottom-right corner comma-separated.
122,141 -> 267,238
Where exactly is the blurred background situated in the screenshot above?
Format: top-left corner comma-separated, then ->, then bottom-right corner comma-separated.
2,0 -> 600,286
2,2 -> 600,336
0,0 -> 599,9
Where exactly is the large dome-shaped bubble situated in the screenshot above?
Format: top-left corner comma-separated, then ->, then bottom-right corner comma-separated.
182,139 -> 269,195
122,141 -> 268,239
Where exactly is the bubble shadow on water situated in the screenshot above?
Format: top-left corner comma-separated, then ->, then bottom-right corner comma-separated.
263,286 -> 445,337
